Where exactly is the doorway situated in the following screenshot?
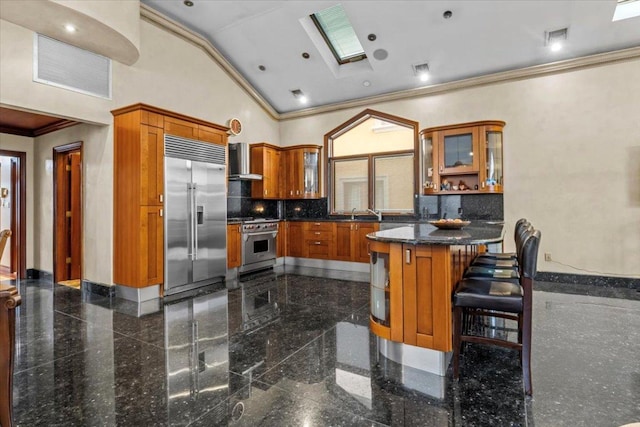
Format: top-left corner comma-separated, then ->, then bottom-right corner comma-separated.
0,150 -> 26,280
53,142 -> 82,285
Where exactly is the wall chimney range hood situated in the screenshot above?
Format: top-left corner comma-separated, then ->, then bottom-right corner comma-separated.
228,142 -> 262,180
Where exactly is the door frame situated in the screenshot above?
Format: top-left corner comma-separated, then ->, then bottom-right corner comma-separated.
0,149 -> 26,279
53,141 -> 83,283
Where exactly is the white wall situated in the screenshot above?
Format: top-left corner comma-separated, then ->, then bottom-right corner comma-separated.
33,124 -> 111,282
2,11 -> 639,281
280,59 -> 640,278
1,16 -> 280,285
0,134 -> 35,269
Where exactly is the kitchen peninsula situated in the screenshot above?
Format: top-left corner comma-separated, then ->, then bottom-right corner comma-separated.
366,222 -> 504,376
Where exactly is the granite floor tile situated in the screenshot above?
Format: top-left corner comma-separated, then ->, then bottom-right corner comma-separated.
8,273 -> 640,426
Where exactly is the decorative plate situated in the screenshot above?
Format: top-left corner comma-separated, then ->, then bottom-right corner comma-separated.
228,118 -> 242,135
428,220 -> 471,230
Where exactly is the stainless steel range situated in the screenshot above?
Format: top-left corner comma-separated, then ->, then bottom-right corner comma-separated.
239,219 -> 278,273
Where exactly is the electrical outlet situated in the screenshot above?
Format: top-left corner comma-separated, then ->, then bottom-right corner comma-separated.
544,253 -> 552,262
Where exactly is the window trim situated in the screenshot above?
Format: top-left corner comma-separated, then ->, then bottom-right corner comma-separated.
324,109 -> 419,215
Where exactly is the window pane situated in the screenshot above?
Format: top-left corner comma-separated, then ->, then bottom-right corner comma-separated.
373,155 -> 414,212
333,158 -> 369,212
333,118 -> 414,157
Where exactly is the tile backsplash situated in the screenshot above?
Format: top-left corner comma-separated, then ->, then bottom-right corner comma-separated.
227,182 -> 503,221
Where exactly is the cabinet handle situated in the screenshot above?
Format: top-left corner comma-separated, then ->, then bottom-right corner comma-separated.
314,241 -> 321,245
355,224 -> 359,231
290,190 -> 293,195
314,232 -> 320,235
265,190 -> 268,195
159,208 -> 163,217
350,224 -> 353,231
159,194 -> 163,203
405,249 -> 411,264
439,165 -> 443,172
314,222 -> 321,226
367,243 -> 370,256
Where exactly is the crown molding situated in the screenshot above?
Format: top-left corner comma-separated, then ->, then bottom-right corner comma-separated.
140,4 -> 640,123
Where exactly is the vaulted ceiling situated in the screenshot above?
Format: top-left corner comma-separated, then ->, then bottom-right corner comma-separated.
141,0 -> 640,114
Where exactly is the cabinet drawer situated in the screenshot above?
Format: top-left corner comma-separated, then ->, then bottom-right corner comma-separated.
305,230 -> 332,240
307,241 -> 330,258
306,222 -> 332,232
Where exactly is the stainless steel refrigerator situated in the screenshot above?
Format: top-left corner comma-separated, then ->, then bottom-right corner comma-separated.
164,135 -> 226,296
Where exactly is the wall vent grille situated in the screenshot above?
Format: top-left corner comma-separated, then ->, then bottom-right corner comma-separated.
34,34 -> 111,99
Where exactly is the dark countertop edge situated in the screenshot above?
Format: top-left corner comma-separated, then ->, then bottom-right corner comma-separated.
226,218 -> 504,225
366,224 -> 505,245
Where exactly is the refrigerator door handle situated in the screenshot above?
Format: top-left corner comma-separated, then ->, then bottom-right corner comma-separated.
191,183 -> 198,260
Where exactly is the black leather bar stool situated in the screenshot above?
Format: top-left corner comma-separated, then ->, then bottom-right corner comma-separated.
452,229 -> 541,396
471,219 -> 530,268
464,224 -> 533,281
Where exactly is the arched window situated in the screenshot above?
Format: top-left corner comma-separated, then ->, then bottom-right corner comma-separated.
325,109 -> 418,215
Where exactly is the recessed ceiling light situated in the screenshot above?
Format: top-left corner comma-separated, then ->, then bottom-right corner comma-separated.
302,52 -> 310,59
413,62 -> 430,81
64,24 -> 77,33
258,65 -> 266,71
368,34 -> 377,41
291,89 -> 308,104
363,80 -> 371,87
545,28 -> 567,52
443,10 -> 453,19
183,0 -> 194,6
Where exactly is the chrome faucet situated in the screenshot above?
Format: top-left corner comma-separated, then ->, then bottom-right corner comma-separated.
367,208 -> 382,221
351,207 -> 357,220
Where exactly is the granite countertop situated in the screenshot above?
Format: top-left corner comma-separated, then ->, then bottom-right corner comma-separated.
367,222 -> 505,245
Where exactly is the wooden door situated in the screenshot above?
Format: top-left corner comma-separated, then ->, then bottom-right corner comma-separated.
140,206 -> 164,286
333,222 -> 353,261
227,224 -> 241,268
286,222 -> 306,257
286,149 -> 302,198
265,147 -> 280,198
353,222 -> 378,263
140,125 -> 164,206
54,144 -> 82,283
402,244 -> 452,352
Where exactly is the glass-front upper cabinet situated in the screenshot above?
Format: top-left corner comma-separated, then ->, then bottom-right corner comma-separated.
303,149 -> 319,195
484,127 -> 504,191
420,121 -> 505,194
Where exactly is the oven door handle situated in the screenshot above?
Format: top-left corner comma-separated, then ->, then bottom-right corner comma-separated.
244,231 -> 278,238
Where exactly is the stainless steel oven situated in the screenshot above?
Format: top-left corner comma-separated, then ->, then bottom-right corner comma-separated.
240,219 -> 278,273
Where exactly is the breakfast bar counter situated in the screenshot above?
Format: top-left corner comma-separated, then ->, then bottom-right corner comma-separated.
365,222 -> 504,378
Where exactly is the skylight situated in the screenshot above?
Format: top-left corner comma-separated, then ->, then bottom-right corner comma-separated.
612,0 -> 640,21
311,4 -> 366,65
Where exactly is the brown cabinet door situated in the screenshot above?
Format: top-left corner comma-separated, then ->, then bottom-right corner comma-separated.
286,222 -> 306,257
333,222 -> 353,261
251,145 -> 280,199
140,125 -> 164,206
227,224 -> 241,269
401,244 -> 452,352
198,125 -> 227,145
286,149 -> 302,198
140,206 -> 164,286
164,116 -> 198,139
276,221 -> 286,258
353,222 -> 379,263
438,126 -> 480,175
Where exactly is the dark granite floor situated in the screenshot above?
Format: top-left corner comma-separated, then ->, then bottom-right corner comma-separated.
5,271 -> 640,426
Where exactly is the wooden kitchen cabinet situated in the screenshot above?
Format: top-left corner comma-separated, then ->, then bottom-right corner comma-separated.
368,241 -> 453,352
277,221 -> 286,258
250,143 -> 281,199
227,224 -> 241,269
281,146 -> 322,199
112,103 -> 229,290
286,222 -> 306,258
305,222 -> 332,259
332,221 -> 379,263
420,120 -> 505,194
